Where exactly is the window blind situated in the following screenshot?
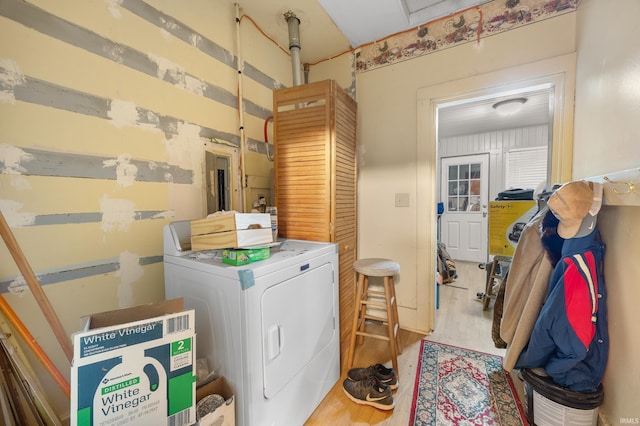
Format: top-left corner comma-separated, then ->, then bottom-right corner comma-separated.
505,146 -> 548,190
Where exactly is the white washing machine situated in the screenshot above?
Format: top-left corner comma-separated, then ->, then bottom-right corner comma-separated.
163,221 -> 340,426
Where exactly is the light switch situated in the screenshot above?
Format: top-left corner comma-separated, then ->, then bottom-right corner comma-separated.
395,193 -> 410,207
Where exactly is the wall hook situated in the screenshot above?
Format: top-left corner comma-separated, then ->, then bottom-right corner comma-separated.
603,176 -> 638,194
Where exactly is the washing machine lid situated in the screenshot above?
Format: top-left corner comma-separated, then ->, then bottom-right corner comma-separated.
163,220 -> 192,254
261,262 -> 336,399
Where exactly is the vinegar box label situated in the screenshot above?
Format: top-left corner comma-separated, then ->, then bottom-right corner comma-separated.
71,309 -> 196,426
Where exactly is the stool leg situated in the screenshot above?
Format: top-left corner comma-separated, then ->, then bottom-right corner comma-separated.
389,276 -> 402,355
356,275 -> 369,345
347,272 -> 365,369
384,276 -> 399,374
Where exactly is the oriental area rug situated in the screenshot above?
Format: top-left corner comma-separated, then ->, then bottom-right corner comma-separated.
409,340 -> 528,425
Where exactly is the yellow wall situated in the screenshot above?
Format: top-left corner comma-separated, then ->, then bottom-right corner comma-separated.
574,0 -> 640,422
0,0 -> 287,419
354,13 -> 576,331
306,51 -> 355,95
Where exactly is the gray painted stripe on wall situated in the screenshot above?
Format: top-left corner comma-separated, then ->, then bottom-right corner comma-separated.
32,211 -> 169,226
246,137 -> 274,157
14,76 -> 110,119
17,147 -> 193,184
38,262 -> 120,286
121,0 -> 284,91
0,255 -> 163,293
0,0 -> 274,121
122,0 -> 237,68
1,65 -> 242,148
34,213 -> 103,225
244,96 -> 272,120
199,127 -> 240,147
140,255 -> 163,265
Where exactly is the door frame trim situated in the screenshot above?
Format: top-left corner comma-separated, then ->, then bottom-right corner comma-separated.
416,53 -> 576,332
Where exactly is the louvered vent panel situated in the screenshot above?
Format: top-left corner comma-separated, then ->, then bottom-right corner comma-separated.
273,80 -> 357,372
275,103 -> 331,241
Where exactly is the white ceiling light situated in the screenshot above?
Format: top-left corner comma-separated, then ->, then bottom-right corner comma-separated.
493,98 -> 528,116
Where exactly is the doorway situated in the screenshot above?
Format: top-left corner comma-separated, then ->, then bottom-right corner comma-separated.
437,85 -> 553,263
416,53 -> 576,332
439,154 -> 489,263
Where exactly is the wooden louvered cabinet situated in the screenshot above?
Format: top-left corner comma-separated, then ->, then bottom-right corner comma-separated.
273,80 -> 357,371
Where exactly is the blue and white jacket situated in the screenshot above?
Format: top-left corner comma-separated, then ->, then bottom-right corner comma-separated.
515,227 -> 608,392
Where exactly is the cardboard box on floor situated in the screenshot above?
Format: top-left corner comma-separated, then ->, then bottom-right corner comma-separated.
70,298 -> 196,426
196,376 -> 235,426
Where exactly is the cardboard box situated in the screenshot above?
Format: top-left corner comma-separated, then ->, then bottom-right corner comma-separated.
71,299 -> 196,426
222,247 -> 270,265
191,213 -> 272,251
195,377 -> 235,426
85,298 -> 184,330
191,213 -> 271,235
489,200 -> 537,256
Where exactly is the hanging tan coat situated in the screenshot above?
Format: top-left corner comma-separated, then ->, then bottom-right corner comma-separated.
500,209 -> 554,371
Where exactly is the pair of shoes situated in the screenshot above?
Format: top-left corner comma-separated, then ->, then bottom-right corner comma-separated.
347,364 -> 398,390
342,375 -> 395,410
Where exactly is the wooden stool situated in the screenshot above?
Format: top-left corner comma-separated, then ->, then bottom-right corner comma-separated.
482,255 -> 511,311
346,258 -> 401,374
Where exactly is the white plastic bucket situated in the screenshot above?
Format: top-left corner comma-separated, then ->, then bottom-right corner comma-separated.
522,369 -> 603,426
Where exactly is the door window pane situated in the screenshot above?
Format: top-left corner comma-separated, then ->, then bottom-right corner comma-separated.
470,179 -> 480,195
470,163 -> 481,179
448,165 -> 458,180
448,197 -> 458,211
446,161 -> 482,213
459,196 -> 468,211
459,181 -> 468,196
460,164 -> 469,179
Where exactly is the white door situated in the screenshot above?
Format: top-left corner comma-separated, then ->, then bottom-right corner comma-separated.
440,154 -> 489,263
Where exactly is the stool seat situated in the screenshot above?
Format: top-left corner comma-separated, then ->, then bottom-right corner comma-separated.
353,258 -> 400,277
347,258 -> 402,374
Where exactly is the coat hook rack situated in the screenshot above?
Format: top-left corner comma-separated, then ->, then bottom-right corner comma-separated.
603,175 -> 638,194
587,168 -> 640,206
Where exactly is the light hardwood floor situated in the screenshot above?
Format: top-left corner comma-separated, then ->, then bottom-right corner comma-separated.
305,261 -> 522,425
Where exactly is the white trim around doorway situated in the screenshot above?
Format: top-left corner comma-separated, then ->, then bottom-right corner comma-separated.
416,53 -> 576,333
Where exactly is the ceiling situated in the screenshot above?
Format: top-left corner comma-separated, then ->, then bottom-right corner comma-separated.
438,88 -> 551,138
316,0 -> 493,47
235,0 -> 551,137
235,0 -> 350,66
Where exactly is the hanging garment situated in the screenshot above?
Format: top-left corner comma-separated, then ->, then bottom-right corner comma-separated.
515,228 -> 608,392
437,241 -> 457,284
491,274 -> 507,348
500,208 -> 556,370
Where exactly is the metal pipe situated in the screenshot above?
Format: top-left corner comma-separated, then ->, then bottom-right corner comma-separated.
284,11 -> 302,86
304,64 -> 310,85
235,3 -> 247,211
